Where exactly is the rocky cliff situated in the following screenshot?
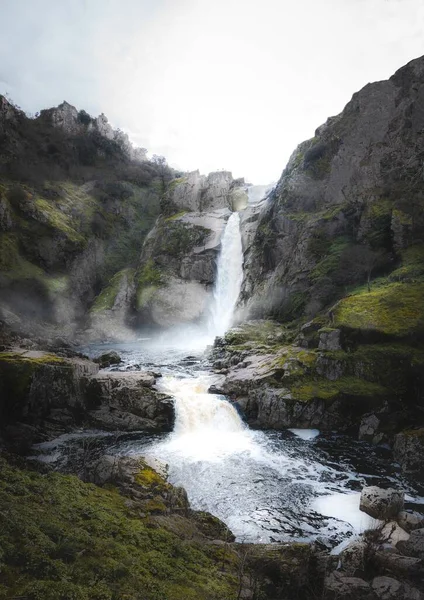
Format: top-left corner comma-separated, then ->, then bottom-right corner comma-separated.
219,55 -> 424,464
240,56 -> 424,328
0,96 -> 172,341
130,171 -> 248,328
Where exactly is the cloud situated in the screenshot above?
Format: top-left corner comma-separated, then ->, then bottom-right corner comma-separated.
1,0 -> 423,183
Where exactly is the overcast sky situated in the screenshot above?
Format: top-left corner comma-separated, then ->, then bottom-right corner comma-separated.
1,0 -> 423,183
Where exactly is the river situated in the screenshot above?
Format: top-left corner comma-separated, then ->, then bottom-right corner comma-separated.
33,207 -> 424,550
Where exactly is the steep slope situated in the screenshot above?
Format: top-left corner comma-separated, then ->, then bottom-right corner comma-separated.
0,97 -> 171,341
241,55 -> 424,332
219,56 -> 424,459
131,173 -> 248,328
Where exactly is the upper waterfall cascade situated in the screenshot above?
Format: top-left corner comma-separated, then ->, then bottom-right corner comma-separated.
207,211 -> 243,338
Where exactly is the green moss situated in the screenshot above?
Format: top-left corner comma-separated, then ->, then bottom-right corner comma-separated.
167,177 -> 188,192
156,220 -> 209,257
165,210 -> 187,221
224,321 -> 289,348
323,343 -> 424,395
291,376 -> 388,402
35,197 -> 85,244
389,244 -> 424,283
0,456 -> 239,600
91,268 -> 135,313
44,275 -> 69,296
310,236 -> 351,281
0,233 -> 44,278
135,465 -> 167,489
136,259 -> 164,310
334,282 -> 424,337
0,352 -> 67,366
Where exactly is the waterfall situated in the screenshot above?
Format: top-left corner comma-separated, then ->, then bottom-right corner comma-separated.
149,211 -> 246,461
207,211 -> 243,338
155,375 -> 249,461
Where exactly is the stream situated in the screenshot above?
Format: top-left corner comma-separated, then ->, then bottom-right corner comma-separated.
33,207 -> 424,550
34,336 -> 424,550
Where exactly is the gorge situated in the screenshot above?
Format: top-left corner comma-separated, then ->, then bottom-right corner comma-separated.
1,55 -> 424,600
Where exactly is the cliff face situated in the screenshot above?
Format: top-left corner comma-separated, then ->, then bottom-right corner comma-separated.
0,97 -> 164,340
130,172 -> 248,328
219,56 -> 424,457
240,56 -> 424,335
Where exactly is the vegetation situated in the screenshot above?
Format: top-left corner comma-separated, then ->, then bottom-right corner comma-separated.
135,259 -> 164,310
90,269 -> 134,313
0,456 -> 239,600
334,282 -> 424,338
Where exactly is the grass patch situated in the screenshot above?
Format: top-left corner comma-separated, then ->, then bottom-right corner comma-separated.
291,376 -> 388,402
91,268 -> 135,313
334,282 -> 424,337
0,456 -> 238,600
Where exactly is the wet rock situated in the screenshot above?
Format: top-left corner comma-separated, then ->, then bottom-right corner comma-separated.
244,543 -> 315,599
318,328 -> 341,351
324,571 -> 374,599
393,429 -> 424,474
371,576 -> 403,600
83,455 -> 189,515
94,350 -> 122,368
373,551 -> 423,577
360,487 -> 404,520
86,371 -> 173,432
339,540 -> 366,575
190,511 -> 235,542
397,528 -> 424,559
380,521 -> 410,547
359,413 -> 381,442
371,576 -> 424,600
397,510 -> 424,533
208,384 -> 225,395
142,455 -> 168,480
0,349 -> 99,442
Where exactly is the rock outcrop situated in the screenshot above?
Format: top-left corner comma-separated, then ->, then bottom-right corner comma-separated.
163,170 -> 248,213
0,95 -> 176,341
0,348 -> 173,448
240,56 -> 424,330
134,208 -> 231,326
359,487 -> 404,520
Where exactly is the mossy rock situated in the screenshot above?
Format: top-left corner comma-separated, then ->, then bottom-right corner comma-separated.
0,352 -> 73,426
334,282 -> 424,339
291,375 -> 388,403
91,268 -> 135,314
135,259 -> 164,311
0,455 -> 240,600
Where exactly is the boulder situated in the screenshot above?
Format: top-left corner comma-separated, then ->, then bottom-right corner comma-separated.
324,571 -> 375,599
397,528 -> 424,559
373,551 -> 423,577
360,487 -> 404,520
83,455 -> 189,515
94,350 -> 122,368
359,414 -> 381,442
86,371 -> 173,432
371,576 -> 402,600
318,328 -> 341,351
380,521 -> 410,547
371,576 -> 424,600
393,429 -> 424,474
397,510 -> 424,533
339,539 -> 366,575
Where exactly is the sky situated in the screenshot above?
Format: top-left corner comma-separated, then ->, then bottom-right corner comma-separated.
1,0 -> 424,184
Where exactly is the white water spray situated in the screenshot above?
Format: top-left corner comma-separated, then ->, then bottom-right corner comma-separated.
207,211 -> 243,338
